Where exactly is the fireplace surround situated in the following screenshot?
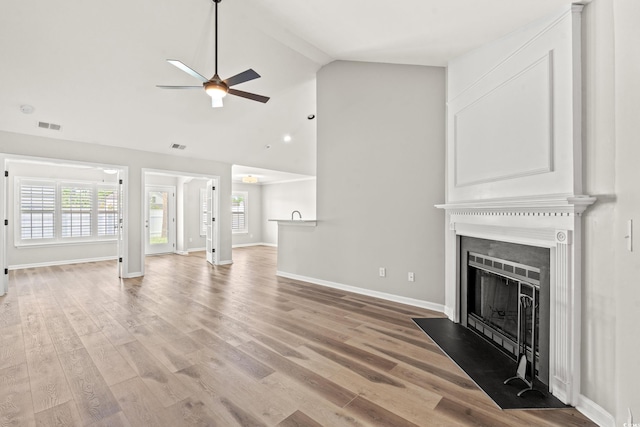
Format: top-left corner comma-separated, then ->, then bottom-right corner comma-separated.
436,196 -> 595,405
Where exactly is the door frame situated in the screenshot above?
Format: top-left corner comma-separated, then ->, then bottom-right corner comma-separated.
144,185 -> 176,255
140,168 -> 220,276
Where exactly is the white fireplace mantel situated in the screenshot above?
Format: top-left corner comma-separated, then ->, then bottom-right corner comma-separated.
436,194 -> 595,406
435,195 -> 597,217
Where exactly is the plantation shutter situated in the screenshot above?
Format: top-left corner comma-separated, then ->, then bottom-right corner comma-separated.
20,182 -> 56,240
61,185 -> 93,237
97,186 -> 118,236
231,193 -> 246,232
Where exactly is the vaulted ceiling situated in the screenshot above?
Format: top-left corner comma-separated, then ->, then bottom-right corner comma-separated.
0,0 -> 573,176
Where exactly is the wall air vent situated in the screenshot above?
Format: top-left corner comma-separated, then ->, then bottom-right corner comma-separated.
170,143 -> 186,150
37,121 -> 62,131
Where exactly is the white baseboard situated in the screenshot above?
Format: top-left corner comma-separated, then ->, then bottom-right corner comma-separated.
577,395 -> 615,427
276,271 -> 446,313
122,271 -> 143,278
176,251 -> 189,256
9,256 -> 118,270
218,260 -> 233,265
188,247 -> 206,252
232,242 -> 277,248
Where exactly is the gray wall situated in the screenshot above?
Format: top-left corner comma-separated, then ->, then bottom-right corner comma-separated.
277,61 -> 446,303
231,182 -> 264,247
262,179 -> 316,245
1,130 -> 233,275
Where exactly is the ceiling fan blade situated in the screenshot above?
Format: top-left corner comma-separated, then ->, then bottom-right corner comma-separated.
228,88 -> 270,104
167,59 -> 208,83
224,69 -> 260,87
212,97 -> 224,108
156,85 -> 203,89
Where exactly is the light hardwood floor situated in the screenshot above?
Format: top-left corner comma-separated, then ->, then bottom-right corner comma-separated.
0,246 -> 595,426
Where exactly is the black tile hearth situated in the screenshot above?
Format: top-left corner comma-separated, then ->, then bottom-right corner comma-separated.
412,317 -> 568,410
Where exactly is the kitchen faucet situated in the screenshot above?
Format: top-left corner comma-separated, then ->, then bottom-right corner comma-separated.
291,210 -> 302,220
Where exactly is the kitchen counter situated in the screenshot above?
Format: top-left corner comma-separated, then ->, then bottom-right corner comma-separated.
268,219 -> 317,226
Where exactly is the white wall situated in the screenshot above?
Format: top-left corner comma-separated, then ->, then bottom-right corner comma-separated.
277,61 -> 445,305
6,161 -> 118,267
446,6 -> 582,203
262,179 -> 316,246
0,130 -> 233,275
231,182 -> 264,247
612,0 -> 640,423
581,0 -> 617,415
443,1 -> 639,422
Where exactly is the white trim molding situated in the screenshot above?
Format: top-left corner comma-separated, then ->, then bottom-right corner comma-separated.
577,394 -> 615,427
9,255 -> 118,270
276,271 -> 446,314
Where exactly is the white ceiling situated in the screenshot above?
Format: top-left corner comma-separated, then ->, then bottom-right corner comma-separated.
0,0 -> 575,177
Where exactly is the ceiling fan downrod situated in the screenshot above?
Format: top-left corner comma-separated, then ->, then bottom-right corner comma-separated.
213,0 -> 221,77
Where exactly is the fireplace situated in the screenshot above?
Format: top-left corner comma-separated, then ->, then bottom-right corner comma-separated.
436,197 -> 595,405
460,237 -> 550,386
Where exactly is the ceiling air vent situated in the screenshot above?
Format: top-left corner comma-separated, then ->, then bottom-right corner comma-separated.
170,143 -> 186,150
37,121 -> 62,131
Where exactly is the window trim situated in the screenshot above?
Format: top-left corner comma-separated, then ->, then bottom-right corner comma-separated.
15,177 -> 118,247
231,191 -> 248,234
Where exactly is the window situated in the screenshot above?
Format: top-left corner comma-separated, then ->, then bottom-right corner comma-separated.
16,178 -> 118,245
61,185 -> 93,237
97,186 -> 119,236
231,192 -> 248,233
200,188 -> 207,237
20,182 -> 55,240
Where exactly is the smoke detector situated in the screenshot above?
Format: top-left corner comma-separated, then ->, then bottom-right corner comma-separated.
20,105 -> 35,114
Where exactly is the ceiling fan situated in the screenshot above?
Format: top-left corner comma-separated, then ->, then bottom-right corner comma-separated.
157,0 -> 269,108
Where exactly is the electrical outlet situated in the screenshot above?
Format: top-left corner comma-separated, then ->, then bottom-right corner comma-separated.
408,272 -> 415,282
379,267 -> 386,277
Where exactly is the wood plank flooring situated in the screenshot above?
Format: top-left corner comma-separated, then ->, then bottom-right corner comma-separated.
1,246 -> 595,426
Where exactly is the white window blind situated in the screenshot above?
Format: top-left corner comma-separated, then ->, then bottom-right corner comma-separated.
200,188 -> 207,236
61,186 -> 93,237
97,187 -> 119,236
16,177 -> 118,245
20,183 -> 55,240
231,192 -> 247,233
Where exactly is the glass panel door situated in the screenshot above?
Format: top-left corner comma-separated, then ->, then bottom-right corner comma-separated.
145,186 -> 175,255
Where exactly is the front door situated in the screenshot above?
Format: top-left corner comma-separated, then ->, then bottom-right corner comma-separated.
145,186 -> 175,255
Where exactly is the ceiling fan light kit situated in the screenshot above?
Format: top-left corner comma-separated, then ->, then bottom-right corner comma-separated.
157,0 -> 269,108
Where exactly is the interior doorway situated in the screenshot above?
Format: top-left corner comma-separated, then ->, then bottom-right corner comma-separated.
0,155 -> 128,296
141,169 -> 220,274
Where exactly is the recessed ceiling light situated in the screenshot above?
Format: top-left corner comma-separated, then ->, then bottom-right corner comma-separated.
307,114 -> 315,120
283,135 -> 292,143
104,169 -> 118,175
